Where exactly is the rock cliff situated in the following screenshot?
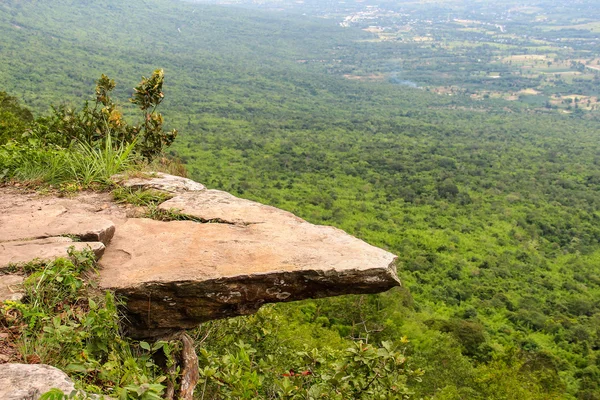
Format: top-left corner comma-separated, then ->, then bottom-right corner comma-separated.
0,173 -> 400,338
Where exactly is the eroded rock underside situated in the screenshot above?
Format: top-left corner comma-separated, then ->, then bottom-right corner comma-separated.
1,173 -> 400,338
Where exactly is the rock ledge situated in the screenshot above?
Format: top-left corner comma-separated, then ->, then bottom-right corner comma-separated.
1,174 -> 400,337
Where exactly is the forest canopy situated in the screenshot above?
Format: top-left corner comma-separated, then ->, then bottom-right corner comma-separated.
1,0 -> 600,398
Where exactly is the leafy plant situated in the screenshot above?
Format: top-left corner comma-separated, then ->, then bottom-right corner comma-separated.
197,338 -> 423,399
39,389 -> 73,400
21,70 -> 175,166
130,69 -> 178,161
0,249 -> 170,399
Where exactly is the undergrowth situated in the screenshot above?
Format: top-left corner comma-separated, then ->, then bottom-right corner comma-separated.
194,323 -> 424,399
0,248 -> 177,399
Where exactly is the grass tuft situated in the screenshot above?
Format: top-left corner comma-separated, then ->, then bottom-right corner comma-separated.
112,187 -> 173,207
0,135 -> 138,189
68,134 -> 138,187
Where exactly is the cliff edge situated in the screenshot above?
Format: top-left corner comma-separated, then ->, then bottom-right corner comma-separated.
0,173 -> 399,338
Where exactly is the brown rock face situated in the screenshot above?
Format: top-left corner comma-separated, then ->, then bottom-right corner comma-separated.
100,186 -> 399,338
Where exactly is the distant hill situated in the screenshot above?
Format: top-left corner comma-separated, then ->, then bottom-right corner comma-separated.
0,0 -> 371,112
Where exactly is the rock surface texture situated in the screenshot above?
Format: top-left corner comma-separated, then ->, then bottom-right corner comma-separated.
112,172 -> 206,193
0,208 -> 115,245
0,174 -> 400,338
0,363 -> 76,400
0,190 -> 118,271
0,274 -> 24,302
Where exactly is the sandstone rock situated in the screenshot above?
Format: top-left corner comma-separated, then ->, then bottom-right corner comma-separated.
0,274 -> 24,302
0,188 -> 119,270
112,172 -> 205,193
100,188 -> 399,337
0,188 -> 128,226
0,208 -> 115,245
0,363 -> 76,400
159,189 -> 302,225
0,238 -> 105,270
1,182 -> 401,339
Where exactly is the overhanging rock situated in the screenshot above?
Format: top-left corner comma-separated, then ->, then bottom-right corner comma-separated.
0,176 -> 400,339
99,179 -> 399,338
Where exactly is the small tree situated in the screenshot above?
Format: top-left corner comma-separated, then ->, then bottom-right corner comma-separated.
130,69 -> 178,160
33,69 -> 177,161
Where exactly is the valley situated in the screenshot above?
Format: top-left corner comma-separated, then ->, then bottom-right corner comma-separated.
1,0 -> 600,398
193,0 -> 600,115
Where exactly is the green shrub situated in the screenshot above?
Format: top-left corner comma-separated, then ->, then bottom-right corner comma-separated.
0,70 -> 178,187
32,70 -> 176,161
198,338 -> 424,399
0,91 -> 34,145
1,249 -> 171,399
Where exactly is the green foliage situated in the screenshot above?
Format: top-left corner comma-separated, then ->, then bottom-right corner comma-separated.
0,249 -> 170,399
31,75 -> 127,148
425,319 -> 488,359
39,389 -> 70,400
33,70 -> 176,161
0,91 -> 33,145
0,69 -> 180,187
198,339 -> 423,399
